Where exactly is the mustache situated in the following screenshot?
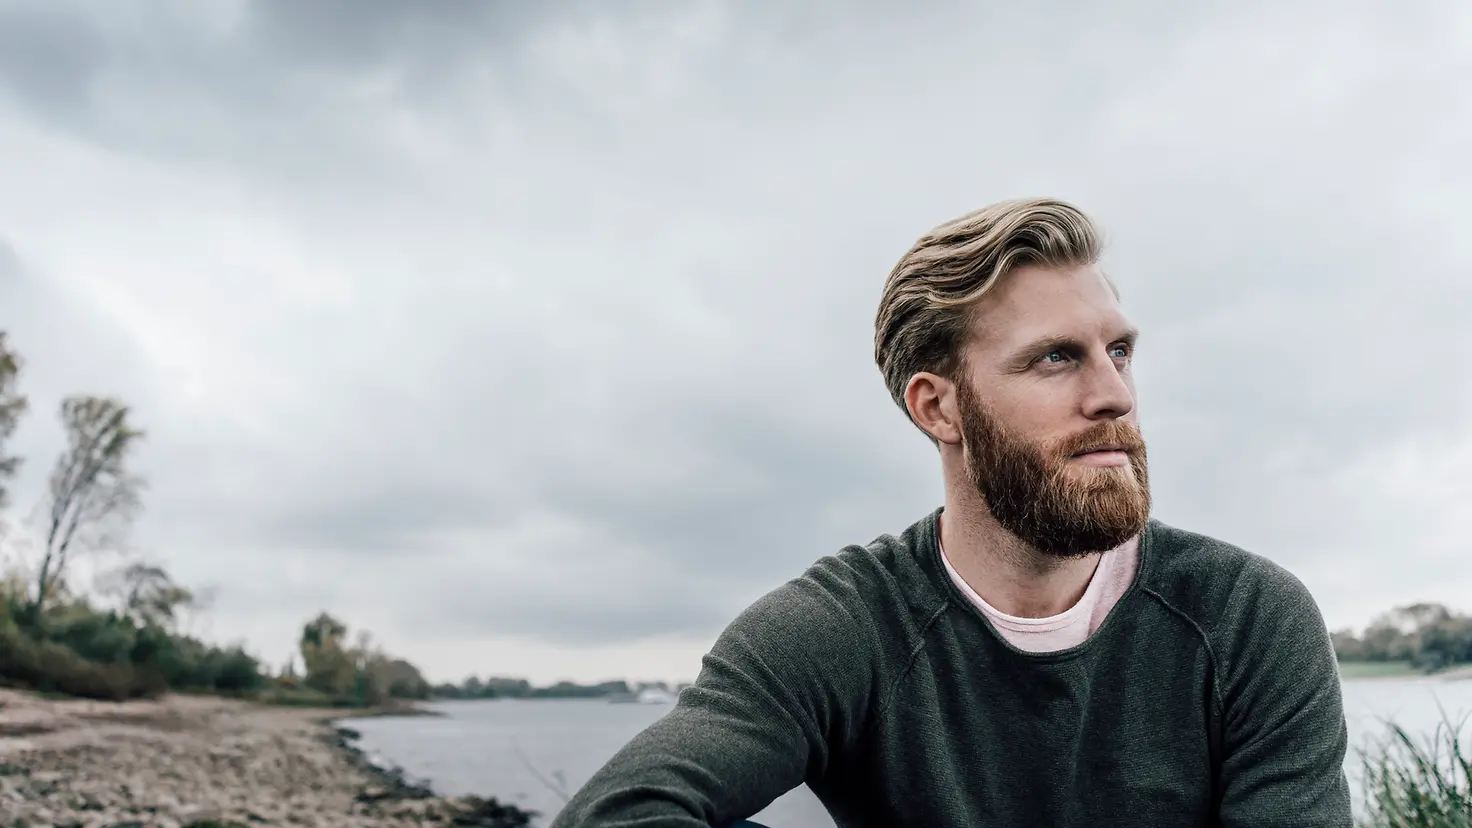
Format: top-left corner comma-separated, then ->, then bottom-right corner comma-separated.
1054,420 -> 1146,458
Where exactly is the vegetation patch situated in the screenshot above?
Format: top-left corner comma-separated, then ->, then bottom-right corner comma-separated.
1359,714 -> 1472,827
0,332 -> 429,708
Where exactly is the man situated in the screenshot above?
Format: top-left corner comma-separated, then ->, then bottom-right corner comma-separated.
552,199 -> 1352,827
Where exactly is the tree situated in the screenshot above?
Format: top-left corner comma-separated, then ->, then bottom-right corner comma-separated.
379,658 -> 430,699
0,332 -> 26,510
32,396 -> 145,613
1388,603 -> 1452,632
1334,602 -> 1472,673
301,611 -> 348,650
1360,618 -> 1415,662
349,629 -> 389,705
1412,616 -> 1472,672
1330,629 -> 1368,661
106,561 -> 196,629
300,611 -> 356,696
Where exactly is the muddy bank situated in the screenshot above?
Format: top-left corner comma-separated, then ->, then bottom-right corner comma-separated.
0,689 -> 536,827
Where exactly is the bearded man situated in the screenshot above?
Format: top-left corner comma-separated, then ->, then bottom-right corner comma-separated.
552,199 -> 1352,827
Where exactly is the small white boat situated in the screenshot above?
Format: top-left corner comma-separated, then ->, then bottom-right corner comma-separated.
608,687 -> 677,704
635,687 -> 676,704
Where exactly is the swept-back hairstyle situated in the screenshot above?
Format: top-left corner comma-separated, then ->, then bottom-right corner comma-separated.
874,198 -> 1105,433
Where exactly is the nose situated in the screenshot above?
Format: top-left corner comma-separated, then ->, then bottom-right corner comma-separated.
1081,347 -> 1134,421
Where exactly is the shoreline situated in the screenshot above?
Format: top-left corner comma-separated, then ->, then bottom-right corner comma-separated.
1338,663 -> 1472,682
0,688 -> 539,827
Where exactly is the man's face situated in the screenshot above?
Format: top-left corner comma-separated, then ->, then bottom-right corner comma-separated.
955,263 -> 1150,556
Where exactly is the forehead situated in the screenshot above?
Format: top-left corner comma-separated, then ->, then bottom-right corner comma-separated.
968,263 -> 1132,354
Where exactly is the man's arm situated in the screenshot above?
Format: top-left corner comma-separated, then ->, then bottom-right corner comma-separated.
551,571 -> 878,827
1215,561 -> 1353,827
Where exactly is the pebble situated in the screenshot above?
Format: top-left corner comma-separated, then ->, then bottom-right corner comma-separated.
0,690 -> 537,827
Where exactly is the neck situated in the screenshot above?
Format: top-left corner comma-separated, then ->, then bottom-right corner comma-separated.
939,473 -> 1102,619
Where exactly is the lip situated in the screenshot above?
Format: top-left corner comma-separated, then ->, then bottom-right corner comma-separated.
1069,447 -> 1132,467
1072,444 -> 1127,456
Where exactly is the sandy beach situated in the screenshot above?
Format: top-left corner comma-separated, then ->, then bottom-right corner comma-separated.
0,689 -> 531,827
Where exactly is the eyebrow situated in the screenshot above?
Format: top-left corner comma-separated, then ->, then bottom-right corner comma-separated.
1008,326 -> 1140,368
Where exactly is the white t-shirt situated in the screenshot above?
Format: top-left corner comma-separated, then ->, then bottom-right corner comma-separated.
940,534 -> 1140,653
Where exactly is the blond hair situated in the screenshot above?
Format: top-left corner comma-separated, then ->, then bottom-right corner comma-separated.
874,198 -> 1105,429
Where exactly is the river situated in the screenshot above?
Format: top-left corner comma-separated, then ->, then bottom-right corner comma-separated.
347,677 -> 1472,826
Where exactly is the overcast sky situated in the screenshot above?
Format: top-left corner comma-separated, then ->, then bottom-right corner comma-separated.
0,0 -> 1468,685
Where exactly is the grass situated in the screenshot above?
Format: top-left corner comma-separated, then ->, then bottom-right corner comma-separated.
1341,661 -> 1423,680
251,685 -> 365,708
1359,711 -> 1472,827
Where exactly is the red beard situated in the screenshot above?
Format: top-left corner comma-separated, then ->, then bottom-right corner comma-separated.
957,380 -> 1151,558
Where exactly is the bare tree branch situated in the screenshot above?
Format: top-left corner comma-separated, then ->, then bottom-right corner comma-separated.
32,395 -> 145,612
175,581 -> 218,636
0,332 -> 27,511
94,559 -> 196,629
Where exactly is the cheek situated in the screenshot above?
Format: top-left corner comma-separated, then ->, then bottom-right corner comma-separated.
984,390 -> 1073,443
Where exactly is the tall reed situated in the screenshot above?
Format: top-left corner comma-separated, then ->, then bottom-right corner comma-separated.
1359,711 -> 1472,828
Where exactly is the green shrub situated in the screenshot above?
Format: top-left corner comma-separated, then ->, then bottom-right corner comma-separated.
0,625 -> 162,701
167,639 -> 221,688
0,570 -> 267,699
0,598 -> 259,700
51,608 -> 139,664
130,628 -> 265,694
210,646 -> 265,693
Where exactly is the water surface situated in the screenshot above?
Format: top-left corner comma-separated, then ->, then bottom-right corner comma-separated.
349,678 -> 1472,827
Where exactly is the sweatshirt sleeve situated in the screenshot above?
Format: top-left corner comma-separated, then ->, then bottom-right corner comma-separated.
550,568 -> 878,827
1215,561 -> 1353,827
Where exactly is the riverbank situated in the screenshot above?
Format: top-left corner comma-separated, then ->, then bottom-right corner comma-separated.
0,688 -> 536,827
1338,661 -> 1472,681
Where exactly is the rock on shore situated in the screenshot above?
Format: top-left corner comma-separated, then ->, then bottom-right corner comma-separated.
0,689 -> 537,827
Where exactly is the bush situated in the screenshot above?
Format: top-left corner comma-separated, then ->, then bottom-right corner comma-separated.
130,631 -> 267,694
0,563 -> 268,699
0,594 -> 264,700
0,625 -> 163,701
210,646 -> 265,693
48,607 -> 139,664
146,633 -> 220,689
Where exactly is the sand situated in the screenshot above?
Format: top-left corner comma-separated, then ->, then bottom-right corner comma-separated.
0,689 -> 532,827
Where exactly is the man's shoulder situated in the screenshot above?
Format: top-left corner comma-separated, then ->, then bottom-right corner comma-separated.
1140,520 -> 1340,712
1141,519 -> 1324,640
721,513 -> 947,659
808,513 -> 948,618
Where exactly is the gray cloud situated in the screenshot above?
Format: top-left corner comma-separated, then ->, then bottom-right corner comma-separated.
0,3 -> 103,113
0,0 -> 1468,681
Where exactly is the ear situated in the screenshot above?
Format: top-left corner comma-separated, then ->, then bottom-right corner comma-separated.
905,372 -> 962,445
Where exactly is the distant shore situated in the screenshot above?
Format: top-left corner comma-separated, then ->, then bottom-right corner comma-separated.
1337,660 -> 1472,681
0,688 -> 535,827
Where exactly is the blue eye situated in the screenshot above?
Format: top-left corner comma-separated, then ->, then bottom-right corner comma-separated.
1110,344 -> 1131,359
1041,350 -> 1066,364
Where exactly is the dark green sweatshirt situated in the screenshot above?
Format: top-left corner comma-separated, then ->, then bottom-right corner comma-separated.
552,509 -> 1352,827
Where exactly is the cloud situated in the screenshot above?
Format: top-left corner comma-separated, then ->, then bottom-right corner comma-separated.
0,0 -> 1468,682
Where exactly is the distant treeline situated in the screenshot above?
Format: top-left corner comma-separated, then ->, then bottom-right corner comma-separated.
430,676 -> 690,700
1332,602 -> 1472,673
